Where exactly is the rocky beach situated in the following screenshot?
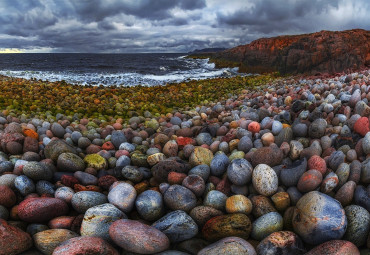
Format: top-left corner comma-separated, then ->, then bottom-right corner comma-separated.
0,67 -> 369,255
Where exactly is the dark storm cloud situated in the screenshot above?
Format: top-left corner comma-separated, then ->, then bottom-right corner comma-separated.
0,0 -> 369,53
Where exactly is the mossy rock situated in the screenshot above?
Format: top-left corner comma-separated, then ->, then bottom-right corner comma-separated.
131,153 -> 149,167
83,154 -> 107,170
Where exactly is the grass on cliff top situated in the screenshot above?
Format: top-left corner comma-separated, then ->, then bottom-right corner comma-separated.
0,74 -> 277,121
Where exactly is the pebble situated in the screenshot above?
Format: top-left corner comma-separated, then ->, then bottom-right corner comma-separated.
343,204 -> 370,247
189,147 -> 214,166
251,211 -> 284,241
226,158 -> 253,185
280,158 -> 307,187
23,161 -> 53,181
33,229 -> 78,255
203,190 -> 227,211
57,153 -> 85,172
297,169 -> 323,193
0,185 -> 16,208
252,164 -> 278,196
202,213 -> 252,241
256,231 -> 306,255
109,219 -> 170,254
52,236 -> 119,255
304,240 -> 360,255
0,219 -> 33,255
135,190 -> 164,221
18,197 -> 69,223
71,191 -> 108,213
225,194 -> 252,214
198,237 -> 256,255
152,210 -> 198,242
210,152 -> 229,176
189,206 -> 223,226
107,182 -> 137,213
292,191 -> 347,245
164,184 -> 197,212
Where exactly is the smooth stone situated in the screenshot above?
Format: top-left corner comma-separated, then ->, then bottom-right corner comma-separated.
289,140 -> 304,160
280,158 -> 307,187
152,210 -> 198,243
292,191 -> 347,245
202,213 -> 252,241
309,118 -> 327,139
275,127 -> 293,147
108,182 -> 137,213
189,206 -> 223,226
0,185 -> 16,208
52,236 -> 119,255
188,164 -> 210,181
362,158 -> 370,184
135,190 -> 164,221
152,158 -> 191,183
321,172 -> 339,194
198,237 -> 256,255
55,187 -> 75,204
343,205 -> 370,247
297,169 -> 323,193
44,139 -> 77,162
71,191 -> 108,213
74,171 -> 98,186
23,161 -> 53,181
0,219 -> 33,255
251,145 -> 284,167
328,150 -> 345,171
354,185 -> 370,212
111,131 -> 127,149
57,153 -> 85,172
34,229 -> 78,255
51,123 -> 65,138
164,184 -> 197,212
210,152 -> 229,176
36,180 -> 55,196
121,165 -> 143,183
18,198 -> 68,224
251,195 -> 277,218
182,174 -> 205,197
305,240 -> 360,255
252,164 -> 278,196
272,121 -> 283,135
256,231 -> 306,255
109,219 -> 170,254
225,195 -> 252,215
116,155 -> 131,167
0,205 -> 9,220
292,123 -> 308,137
203,190 -> 228,211
26,223 -> 49,236
251,212 -> 283,241
189,147 -> 214,166
227,158 -> 253,186
363,132 -> 370,154
14,175 -> 36,196
237,136 -> 253,153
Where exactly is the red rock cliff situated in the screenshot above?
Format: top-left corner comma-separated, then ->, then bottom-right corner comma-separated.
212,29 -> 370,74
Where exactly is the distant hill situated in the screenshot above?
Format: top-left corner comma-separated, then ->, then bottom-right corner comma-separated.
209,29 -> 370,74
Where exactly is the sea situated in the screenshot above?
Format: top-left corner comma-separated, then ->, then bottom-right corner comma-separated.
0,53 -> 241,86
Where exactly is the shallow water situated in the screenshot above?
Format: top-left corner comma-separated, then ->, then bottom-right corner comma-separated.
0,53 -> 241,86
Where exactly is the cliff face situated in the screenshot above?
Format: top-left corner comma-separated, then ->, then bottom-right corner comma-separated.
212,29 -> 370,74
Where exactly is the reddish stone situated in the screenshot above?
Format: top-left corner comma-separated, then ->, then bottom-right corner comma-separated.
297,169 -> 323,193
61,175 -> 79,188
6,141 -> 23,155
70,214 -> 84,235
305,240 -> 359,255
322,147 -> 336,158
353,117 -> 370,136
112,123 -> 122,130
48,216 -> 75,229
0,185 -> 16,208
18,197 -> 69,223
216,176 -> 232,196
23,128 -> 38,139
85,144 -> 101,154
307,155 -> 327,175
208,176 -> 221,186
23,136 -> 39,153
167,172 -> 187,185
248,121 -> 260,134
73,184 -> 101,192
53,236 -> 119,255
176,137 -> 196,149
0,219 -> 33,255
115,150 -> 130,158
98,175 -> 118,190
102,141 -> 115,151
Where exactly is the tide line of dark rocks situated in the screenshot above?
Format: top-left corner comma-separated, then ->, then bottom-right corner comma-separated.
0,70 -> 370,255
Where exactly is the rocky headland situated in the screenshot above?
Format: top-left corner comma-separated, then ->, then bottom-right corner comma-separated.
192,29 -> 370,75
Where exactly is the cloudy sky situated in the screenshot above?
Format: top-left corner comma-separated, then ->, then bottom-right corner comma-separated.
0,0 -> 369,53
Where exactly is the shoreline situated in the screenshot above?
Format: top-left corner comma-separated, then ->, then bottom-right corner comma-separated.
0,69 -> 369,254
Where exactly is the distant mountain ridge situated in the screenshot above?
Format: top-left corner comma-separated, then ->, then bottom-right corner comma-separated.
188,48 -> 227,54
208,29 -> 370,74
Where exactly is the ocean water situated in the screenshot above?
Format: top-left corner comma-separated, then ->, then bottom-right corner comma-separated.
0,53 -> 240,86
